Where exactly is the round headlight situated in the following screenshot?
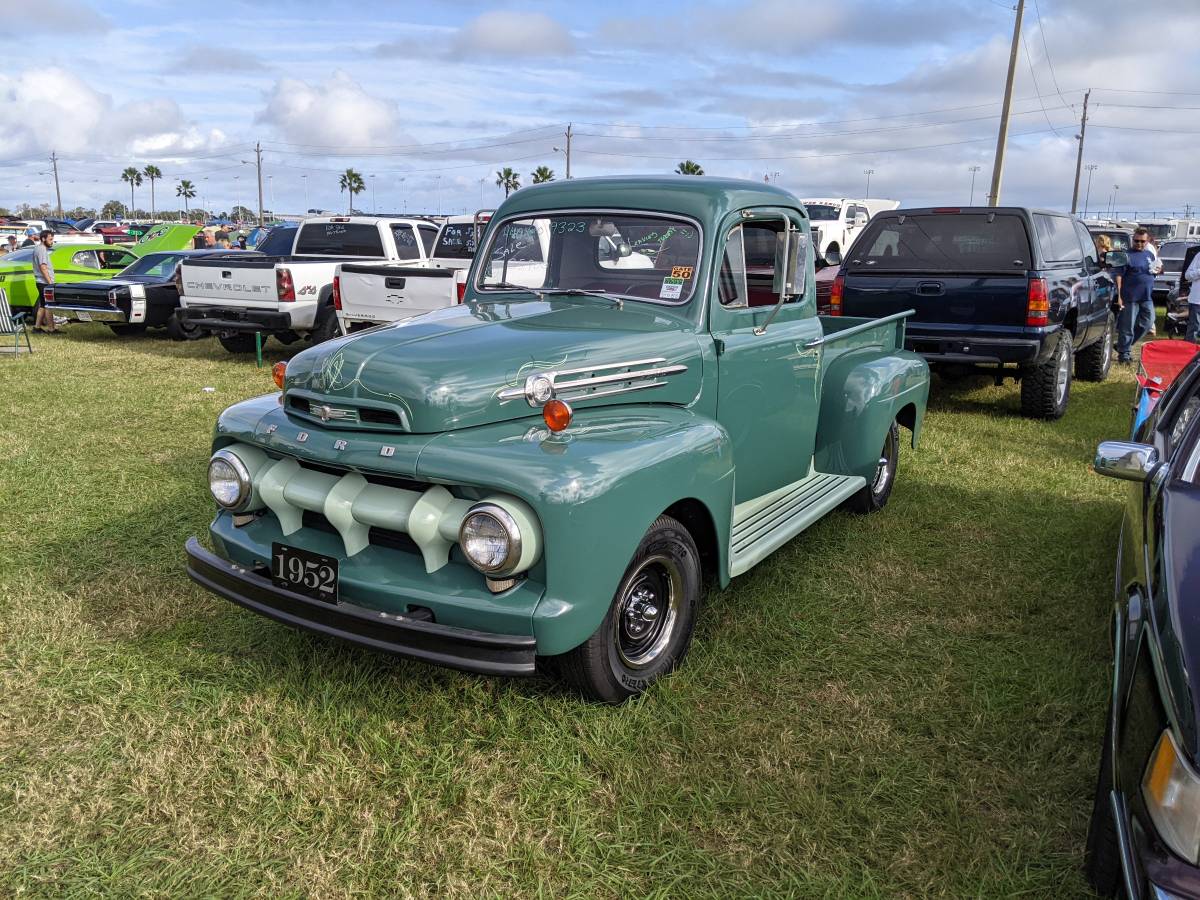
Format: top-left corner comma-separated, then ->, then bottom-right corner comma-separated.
458,504 -> 521,575
208,449 -> 251,510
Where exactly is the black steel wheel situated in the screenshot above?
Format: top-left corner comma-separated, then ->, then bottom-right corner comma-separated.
217,332 -> 259,354
553,515 -> 701,703
165,310 -> 207,341
846,421 -> 899,514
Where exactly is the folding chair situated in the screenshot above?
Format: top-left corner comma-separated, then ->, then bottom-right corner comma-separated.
0,288 -> 33,355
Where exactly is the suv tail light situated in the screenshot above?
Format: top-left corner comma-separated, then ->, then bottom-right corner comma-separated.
456,277 -> 467,303
829,273 -> 844,316
174,265 -> 184,296
43,286 -> 54,304
276,267 -> 295,302
1026,277 -> 1049,326
332,274 -> 342,310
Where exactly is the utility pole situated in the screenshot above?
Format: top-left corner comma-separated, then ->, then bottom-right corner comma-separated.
987,0 -> 1025,207
968,165 -> 981,205
255,141 -> 264,226
564,124 -> 572,179
50,151 -> 63,217
863,169 -> 875,199
1083,164 -> 1098,218
1069,90 -> 1091,215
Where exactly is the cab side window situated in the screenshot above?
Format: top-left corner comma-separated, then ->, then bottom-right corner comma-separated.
717,226 -> 748,308
717,218 -> 797,309
71,250 -> 98,268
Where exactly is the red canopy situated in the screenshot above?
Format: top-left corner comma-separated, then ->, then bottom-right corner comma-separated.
1137,340 -> 1200,391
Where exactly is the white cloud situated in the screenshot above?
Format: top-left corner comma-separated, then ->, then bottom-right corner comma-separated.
454,11 -> 574,57
0,68 -> 224,160
255,71 -> 408,148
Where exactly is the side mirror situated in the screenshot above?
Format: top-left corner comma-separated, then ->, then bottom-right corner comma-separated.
854,215 -> 868,227
823,248 -> 843,267
1095,441 -> 1160,482
1106,250 -> 1129,267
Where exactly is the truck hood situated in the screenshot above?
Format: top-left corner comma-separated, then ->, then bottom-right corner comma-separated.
282,299 -> 705,433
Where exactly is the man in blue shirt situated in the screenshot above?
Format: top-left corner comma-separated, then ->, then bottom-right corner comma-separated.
1114,228 -> 1158,362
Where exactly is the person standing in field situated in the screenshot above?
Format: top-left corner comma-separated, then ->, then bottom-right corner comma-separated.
32,229 -> 60,334
1114,228 -> 1158,362
1184,248 -> 1200,344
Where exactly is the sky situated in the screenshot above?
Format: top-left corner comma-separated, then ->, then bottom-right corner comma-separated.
2,0 -> 1198,220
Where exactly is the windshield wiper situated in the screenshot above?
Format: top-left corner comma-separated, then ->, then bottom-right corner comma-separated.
538,288 -> 624,309
486,281 -> 545,298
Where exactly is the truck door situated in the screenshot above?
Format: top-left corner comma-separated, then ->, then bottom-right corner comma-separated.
710,209 -> 822,503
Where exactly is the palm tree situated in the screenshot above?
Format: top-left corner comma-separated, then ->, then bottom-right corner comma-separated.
338,168 -> 365,214
176,179 -> 197,218
675,160 -> 704,176
495,167 -> 521,198
142,165 -> 162,219
120,166 -> 143,217
531,165 -> 555,184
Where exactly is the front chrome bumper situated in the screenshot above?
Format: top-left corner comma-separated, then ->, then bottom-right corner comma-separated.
185,537 -> 538,676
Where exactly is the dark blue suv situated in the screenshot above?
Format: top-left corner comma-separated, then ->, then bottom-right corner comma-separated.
835,207 -> 1116,418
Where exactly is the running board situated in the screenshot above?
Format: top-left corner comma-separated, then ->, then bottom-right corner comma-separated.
729,472 -> 866,577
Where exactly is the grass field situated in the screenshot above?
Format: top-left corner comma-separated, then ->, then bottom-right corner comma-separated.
0,325 -> 1136,897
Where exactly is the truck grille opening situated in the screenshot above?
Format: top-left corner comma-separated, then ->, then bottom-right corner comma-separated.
286,395 -> 406,428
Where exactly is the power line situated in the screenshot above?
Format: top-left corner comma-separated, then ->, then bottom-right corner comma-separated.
1020,30 -> 1065,137
1030,0 -> 1066,103
572,127 -> 1059,163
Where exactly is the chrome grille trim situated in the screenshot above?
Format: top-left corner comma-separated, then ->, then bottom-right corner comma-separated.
498,357 -> 688,407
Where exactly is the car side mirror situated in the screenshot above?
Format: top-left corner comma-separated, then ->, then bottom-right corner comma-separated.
854,215 -> 868,227
1095,441 -> 1160,482
823,248 -> 843,266
1106,250 -> 1129,267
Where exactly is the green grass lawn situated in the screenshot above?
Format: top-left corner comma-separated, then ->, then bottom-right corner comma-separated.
0,326 -> 1136,897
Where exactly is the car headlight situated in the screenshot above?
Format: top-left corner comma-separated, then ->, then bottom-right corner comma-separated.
208,449 -> 252,510
1144,729 -> 1200,863
458,504 -> 522,575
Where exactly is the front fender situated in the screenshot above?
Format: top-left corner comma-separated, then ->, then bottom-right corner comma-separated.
814,348 -> 929,481
417,406 -> 734,656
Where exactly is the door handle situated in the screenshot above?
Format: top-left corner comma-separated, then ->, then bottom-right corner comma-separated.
915,281 -> 944,296
385,277 -> 406,289
801,338 -> 824,351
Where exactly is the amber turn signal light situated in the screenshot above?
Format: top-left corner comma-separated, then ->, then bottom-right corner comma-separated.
272,361 -> 287,390
543,399 -> 573,432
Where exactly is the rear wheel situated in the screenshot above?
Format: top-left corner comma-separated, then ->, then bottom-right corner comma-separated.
1076,314 -> 1115,382
846,421 -> 899,513
165,310 -> 206,341
217,332 -> 259,354
553,515 -> 701,703
107,323 -> 147,336
310,306 -> 341,344
1020,331 -> 1072,419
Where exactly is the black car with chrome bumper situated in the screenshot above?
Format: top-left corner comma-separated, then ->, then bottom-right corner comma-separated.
45,249 -> 254,339
1086,353 -> 1200,899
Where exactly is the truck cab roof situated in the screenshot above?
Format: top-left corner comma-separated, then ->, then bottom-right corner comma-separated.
499,175 -> 804,223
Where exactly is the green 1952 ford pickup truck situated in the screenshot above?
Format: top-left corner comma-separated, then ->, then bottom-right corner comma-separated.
186,176 -> 930,701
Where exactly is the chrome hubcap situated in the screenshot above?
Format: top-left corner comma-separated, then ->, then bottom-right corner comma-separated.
871,431 -> 895,494
614,555 -> 680,669
1055,343 -> 1070,405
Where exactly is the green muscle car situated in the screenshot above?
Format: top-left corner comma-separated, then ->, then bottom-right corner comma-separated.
0,224 -> 199,310
185,177 -> 930,702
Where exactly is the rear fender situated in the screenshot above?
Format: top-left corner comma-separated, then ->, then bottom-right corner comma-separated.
814,348 -> 929,481
418,406 -> 734,656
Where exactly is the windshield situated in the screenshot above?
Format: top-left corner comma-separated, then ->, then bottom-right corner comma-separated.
1140,224 -> 1173,241
119,252 -> 182,277
847,213 -> 1032,272
0,249 -> 36,264
477,212 -> 702,304
804,203 -> 841,221
1161,241 -> 1191,259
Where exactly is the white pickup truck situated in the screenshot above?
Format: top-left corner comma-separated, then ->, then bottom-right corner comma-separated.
800,198 -> 900,261
334,211 -> 495,333
177,215 -> 439,352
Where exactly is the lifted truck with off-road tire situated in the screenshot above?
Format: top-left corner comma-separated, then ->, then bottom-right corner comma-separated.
836,206 -> 1116,419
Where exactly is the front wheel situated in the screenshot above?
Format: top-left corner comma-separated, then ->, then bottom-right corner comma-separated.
1020,331 -> 1072,419
1076,314 -> 1114,382
165,310 -> 207,341
846,421 -> 898,514
217,332 -> 260,354
553,515 -> 701,703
